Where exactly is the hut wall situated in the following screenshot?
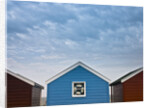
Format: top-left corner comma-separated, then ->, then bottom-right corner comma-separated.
47,66 -> 110,105
111,83 -> 123,102
31,86 -> 42,106
7,74 -> 32,107
123,71 -> 143,102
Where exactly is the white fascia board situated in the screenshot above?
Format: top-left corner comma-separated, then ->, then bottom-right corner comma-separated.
45,61 -> 111,84
7,70 -> 35,86
121,68 -> 143,83
79,62 -> 111,83
45,62 -> 81,84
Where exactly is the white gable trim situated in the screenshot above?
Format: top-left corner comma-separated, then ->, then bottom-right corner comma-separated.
45,61 -> 111,84
121,68 -> 143,83
7,70 -> 35,86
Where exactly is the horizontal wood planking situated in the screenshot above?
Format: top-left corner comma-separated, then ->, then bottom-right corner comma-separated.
111,83 -> 123,102
123,71 -> 143,102
47,66 -> 109,105
7,74 -> 32,107
32,86 -> 42,106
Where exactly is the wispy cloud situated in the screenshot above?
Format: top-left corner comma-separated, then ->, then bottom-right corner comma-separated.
64,39 -> 78,48
7,1 -> 143,97
40,55 -> 66,60
16,33 -> 29,40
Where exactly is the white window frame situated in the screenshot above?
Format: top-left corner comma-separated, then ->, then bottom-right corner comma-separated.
72,81 -> 86,97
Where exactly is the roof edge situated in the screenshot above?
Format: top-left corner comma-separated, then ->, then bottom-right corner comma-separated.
7,69 -> 44,89
45,61 -> 111,84
121,68 -> 143,83
110,67 -> 143,85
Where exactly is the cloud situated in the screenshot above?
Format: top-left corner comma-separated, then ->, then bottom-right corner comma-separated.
7,1 -> 143,63
64,39 -> 78,48
7,1 -> 143,97
26,47 -> 46,53
8,10 -> 16,19
40,55 -> 65,60
16,33 -> 29,40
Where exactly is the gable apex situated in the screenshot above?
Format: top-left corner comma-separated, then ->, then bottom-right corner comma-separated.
45,61 -> 111,84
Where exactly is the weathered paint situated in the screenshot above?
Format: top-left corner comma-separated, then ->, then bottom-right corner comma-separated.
32,86 -> 42,106
47,66 -> 109,105
111,83 -> 123,102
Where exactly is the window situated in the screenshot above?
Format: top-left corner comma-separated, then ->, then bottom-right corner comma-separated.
72,82 -> 86,97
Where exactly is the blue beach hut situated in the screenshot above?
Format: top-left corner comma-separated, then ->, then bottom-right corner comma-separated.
46,61 -> 110,105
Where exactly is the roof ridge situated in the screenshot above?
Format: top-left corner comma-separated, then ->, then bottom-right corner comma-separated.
45,61 -> 111,84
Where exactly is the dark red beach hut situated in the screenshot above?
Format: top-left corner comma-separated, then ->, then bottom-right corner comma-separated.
110,67 -> 143,102
7,70 -> 44,107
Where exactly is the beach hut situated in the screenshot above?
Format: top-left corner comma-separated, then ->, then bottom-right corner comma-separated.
7,70 -> 44,107
46,61 -> 110,106
110,67 -> 143,102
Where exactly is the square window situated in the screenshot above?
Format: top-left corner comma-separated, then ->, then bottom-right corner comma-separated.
72,82 -> 86,97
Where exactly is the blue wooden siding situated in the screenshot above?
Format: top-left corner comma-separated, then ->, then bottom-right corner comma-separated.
47,66 -> 109,105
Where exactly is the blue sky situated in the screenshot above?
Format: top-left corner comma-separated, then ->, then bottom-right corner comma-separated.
7,1 -> 143,97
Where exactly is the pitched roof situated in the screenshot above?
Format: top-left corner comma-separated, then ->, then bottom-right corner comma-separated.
110,67 -> 143,85
7,69 -> 44,89
45,61 -> 111,84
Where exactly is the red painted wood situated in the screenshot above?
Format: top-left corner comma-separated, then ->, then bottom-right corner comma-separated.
7,74 -> 32,107
123,71 -> 143,102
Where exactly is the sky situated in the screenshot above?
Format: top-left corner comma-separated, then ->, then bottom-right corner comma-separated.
7,1 -> 143,97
